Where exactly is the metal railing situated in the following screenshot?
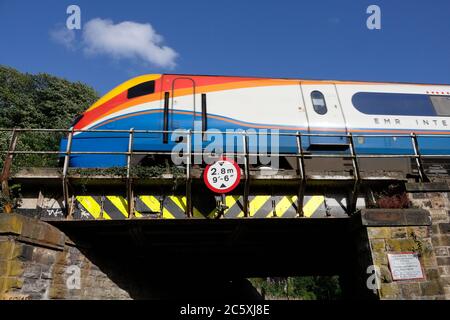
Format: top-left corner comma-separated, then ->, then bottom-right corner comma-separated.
1,127 -> 450,218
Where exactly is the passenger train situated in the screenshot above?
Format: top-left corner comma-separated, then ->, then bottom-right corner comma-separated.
60,74 -> 450,168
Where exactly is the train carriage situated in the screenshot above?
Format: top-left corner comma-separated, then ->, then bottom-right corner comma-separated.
60,74 -> 450,168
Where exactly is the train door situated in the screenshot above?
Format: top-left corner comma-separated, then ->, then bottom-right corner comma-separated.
300,83 -> 348,148
170,77 -> 196,132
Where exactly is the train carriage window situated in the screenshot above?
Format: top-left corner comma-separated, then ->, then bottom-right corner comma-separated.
430,96 -> 450,116
311,91 -> 328,115
352,92 -> 438,116
127,80 -> 155,99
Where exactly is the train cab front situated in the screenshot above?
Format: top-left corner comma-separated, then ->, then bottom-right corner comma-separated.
58,74 -> 163,168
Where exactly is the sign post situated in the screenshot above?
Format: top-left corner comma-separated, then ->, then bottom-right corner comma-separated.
203,158 -> 241,194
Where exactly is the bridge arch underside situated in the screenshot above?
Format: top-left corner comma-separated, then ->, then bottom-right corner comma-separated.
52,218 -> 353,277
50,218 -> 361,299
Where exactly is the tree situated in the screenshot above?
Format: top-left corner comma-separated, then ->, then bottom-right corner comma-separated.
249,276 -> 342,300
0,65 -> 99,167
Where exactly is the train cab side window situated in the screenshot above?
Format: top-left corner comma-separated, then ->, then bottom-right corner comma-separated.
311,91 -> 328,115
430,96 -> 450,116
127,80 -> 155,99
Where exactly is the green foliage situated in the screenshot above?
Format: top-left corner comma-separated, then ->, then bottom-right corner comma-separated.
68,164 -> 185,179
68,165 -> 186,193
250,276 -> 342,300
0,65 -> 99,168
0,183 -> 22,209
0,65 -> 98,129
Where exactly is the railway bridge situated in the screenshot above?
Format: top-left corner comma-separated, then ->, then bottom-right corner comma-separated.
0,128 -> 449,300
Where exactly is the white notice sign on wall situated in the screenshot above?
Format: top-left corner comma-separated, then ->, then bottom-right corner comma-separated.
387,252 -> 425,281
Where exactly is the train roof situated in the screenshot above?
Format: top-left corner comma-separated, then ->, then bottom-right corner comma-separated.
161,73 -> 450,87
92,73 -> 450,112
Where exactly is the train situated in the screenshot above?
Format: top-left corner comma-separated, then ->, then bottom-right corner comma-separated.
60,74 -> 450,168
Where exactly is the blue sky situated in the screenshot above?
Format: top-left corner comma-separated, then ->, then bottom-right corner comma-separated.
1,0 -> 450,95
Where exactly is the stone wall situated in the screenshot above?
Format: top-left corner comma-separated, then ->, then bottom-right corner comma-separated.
2,191 -> 449,300
409,191 -> 450,299
0,214 -> 130,300
361,191 -> 450,300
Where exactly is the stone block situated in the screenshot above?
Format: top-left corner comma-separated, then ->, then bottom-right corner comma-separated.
434,247 -> 449,257
0,260 -> 23,278
0,241 -> 12,257
32,248 -> 57,265
367,227 -> 391,239
0,241 -> 21,260
437,257 -> 450,266
439,276 -> 450,287
421,255 -> 438,268
439,266 -> 450,275
444,286 -> 450,299
379,265 -> 393,283
439,223 -> 450,234
432,225 -> 440,234
432,235 -> 450,247
22,263 -> 42,279
18,244 -> 34,261
400,283 -> 421,298
380,283 -> 401,299
431,196 -> 448,209
8,260 -> 23,277
411,193 -> 428,199
391,227 -> 407,239
0,292 -> 31,300
21,278 -> 50,295
48,284 -> 68,300
420,281 -> 444,296
0,276 -> 23,293
429,210 -> 449,223
42,271 -> 53,280
425,268 -> 440,281
0,214 -> 65,249
406,226 -> 429,238
0,215 -> 23,235
373,252 -> 388,265
21,220 -> 65,249
386,239 -> 417,252
370,239 -> 386,252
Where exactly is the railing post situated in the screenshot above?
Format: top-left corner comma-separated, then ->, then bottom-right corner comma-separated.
411,133 -> 427,182
186,130 -> 192,217
62,128 -> 74,219
348,133 -> 360,215
296,132 -> 306,217
126,128 -> 135,218
1,129 -> 19,214
242,132 -> 250,217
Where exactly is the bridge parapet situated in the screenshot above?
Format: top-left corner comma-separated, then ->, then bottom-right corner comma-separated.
1,128 -> 447,220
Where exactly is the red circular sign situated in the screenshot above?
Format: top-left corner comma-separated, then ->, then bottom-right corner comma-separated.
203,157 -> 241,194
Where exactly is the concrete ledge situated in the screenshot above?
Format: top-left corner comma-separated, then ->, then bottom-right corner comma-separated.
0,213 -> 65,250
359,209 -> 432,227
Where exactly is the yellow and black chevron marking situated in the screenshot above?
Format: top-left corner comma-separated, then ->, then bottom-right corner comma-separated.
74,195 -> 206,220
73,195 -> 325,220
222,195 -> 325,219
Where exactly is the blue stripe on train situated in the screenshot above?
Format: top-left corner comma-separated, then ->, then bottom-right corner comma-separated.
60,110 -> 450,168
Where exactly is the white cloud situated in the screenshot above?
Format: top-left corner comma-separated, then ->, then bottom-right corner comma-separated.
82,18 -> 178,68
50,27 -> 76,50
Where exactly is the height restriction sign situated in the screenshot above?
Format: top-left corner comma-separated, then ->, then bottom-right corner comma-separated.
203,158 -> 241,194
